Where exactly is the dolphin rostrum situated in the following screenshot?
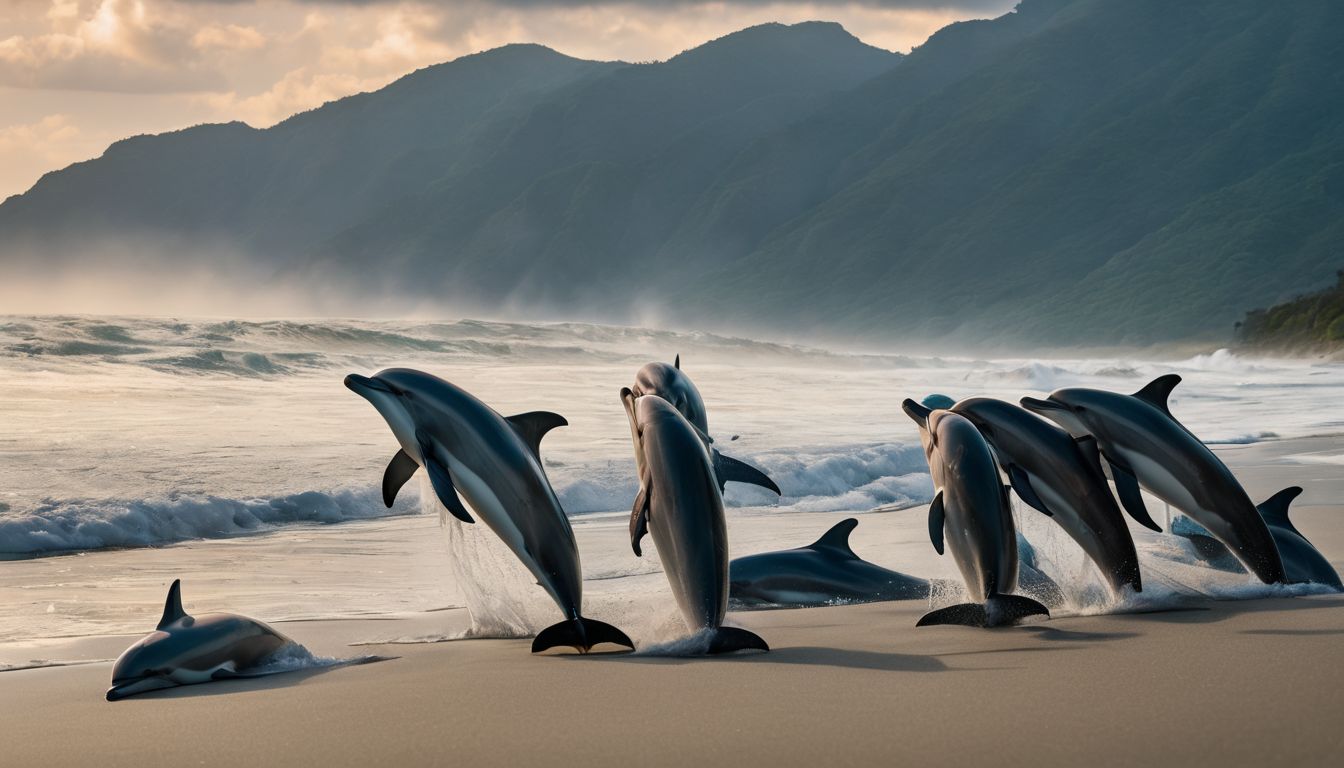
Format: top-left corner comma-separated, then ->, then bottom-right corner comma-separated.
902,400 -> 1049,627
346,368 -> 633,653
1021,374 -> 1286,584
624,392 -> 768,653
728,518 -> 929,609
952,397 -> 1145,596
1174,487 -> 1340,588
107,580 -> 290,701
626,357 -> 780,495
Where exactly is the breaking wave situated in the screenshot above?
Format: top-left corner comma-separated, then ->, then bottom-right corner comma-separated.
0,488 -> 416,556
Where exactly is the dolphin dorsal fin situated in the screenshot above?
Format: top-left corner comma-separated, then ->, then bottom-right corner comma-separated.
674,354 -> 680,370
506,411 -> 568,460
808,518 -> 859,558
1258,486 -> 1305,539
158,579 -> 188,629
1132,374 -> 1181,417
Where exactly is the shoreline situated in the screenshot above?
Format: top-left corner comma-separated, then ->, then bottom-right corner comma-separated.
1,434 -> 1342,765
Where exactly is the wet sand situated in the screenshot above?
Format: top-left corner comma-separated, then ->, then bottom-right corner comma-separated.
2,436 -> 1342,767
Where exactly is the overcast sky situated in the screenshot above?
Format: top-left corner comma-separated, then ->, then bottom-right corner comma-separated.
0,0 -> 1014,200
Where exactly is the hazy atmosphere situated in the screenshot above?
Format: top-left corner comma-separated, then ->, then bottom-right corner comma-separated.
0,0 -> 1010,200
3,2 -> 1344,765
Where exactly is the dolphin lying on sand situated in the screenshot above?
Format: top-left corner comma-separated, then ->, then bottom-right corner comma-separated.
625,392 -> 768,653
1172,487 -> 1340,588
728,518 -> 928,608
903,400 -> 1050,627
1021,375 -> 1286,584
107,580 -> 291,701
346,368 -> 633,653
952,397 -> 1146,596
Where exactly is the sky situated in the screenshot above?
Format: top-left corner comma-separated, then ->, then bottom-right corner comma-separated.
0,0 -> 1014,201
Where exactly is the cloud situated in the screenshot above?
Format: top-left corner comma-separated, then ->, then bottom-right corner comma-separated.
0,0 -> 227,92
192,23 -> 266,50
0,114 -> 89,199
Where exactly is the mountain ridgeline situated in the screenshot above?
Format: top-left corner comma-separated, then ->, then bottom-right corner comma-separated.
3,1 -> 1343,346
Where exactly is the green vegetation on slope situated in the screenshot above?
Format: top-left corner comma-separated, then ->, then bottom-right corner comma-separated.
1238,270 -> 1344,349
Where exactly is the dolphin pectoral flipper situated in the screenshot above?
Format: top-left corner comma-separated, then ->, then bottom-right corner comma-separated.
1258,487 -> 1306,538
423,457 -> 475,524
928,491 -> 946,555
159,579 -> 188,629
1106,457 -> 1162,532
630,485 -> 650,556
1006,465 -> 1052,517
531,617 -> 634,653
382,449 -> 419,507
505,411 -> 568,460
713,450 -> 781,495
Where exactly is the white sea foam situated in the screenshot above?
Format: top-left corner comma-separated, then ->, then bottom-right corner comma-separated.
0,488 -> 415,555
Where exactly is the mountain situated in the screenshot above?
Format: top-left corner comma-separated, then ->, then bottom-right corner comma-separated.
3,3 -> 1343,347
1238,269 -> 1344,351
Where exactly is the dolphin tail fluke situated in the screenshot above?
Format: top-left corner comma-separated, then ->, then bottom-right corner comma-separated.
531,618 -> 634,654
916,595 -> 1049,628
706,626 -> 769,654
986,594 -> 1049,626
916,603 -> 987,627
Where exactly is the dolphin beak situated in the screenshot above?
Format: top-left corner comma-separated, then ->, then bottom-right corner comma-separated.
106,677 -> 175,701
1020,396 -> 1066,414
344,373 -> 391,397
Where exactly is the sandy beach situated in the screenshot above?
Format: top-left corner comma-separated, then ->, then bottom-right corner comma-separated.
3,435 -> 1341,767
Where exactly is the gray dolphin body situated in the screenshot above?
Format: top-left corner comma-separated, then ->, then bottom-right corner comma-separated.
625,357 -> 780,496
626,394 -> 768,652
1021,375 -> 1286,584
728,518 -> 928,609
345,368 -> 632,653
107,580 -> 290,701
902,400 -> 1050,627
1174,488 -> 1341,588
632,356 -> 708,434
952,397 -> 1145,596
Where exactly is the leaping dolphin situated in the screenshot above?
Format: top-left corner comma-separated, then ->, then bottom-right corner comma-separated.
625,358 -> 780,495
632,355 -> 708,434
728,518 -> 929,609
902,400 -> 1049,627
1174,487 -> 1340,588
624,392 -> 768,653
346,368 -> 633,653
107,580 -> 290,701
1021,375 -> 1286,584
952,397 -> 1146,596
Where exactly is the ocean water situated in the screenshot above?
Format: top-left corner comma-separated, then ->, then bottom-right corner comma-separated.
1,315 -> 1342,647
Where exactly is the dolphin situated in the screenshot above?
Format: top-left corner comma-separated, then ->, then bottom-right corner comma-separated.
345,368 -> 633,653
1021,375 -> 1287,584
624,393 -> 768,653
1173,487 -> 1340,588
902,400 -> 1050,627
632,355 -> 708,434
728,518 -> 929,609
626,357 -> 780,495
107,580 -> 290,701
951,397 -> 1146,596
